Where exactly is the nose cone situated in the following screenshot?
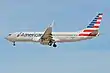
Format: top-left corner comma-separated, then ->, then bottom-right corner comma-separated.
5,33 -> 17,42
5,36 -> 10,40
5,36 -> 14,42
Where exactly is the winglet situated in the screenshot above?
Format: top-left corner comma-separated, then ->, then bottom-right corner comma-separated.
49,20 -> 55,27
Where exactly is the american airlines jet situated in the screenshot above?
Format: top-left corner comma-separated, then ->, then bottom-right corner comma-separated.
5,13 -> 103,47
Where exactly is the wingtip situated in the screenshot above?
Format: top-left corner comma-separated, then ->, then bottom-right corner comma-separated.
49,20 -> 55,27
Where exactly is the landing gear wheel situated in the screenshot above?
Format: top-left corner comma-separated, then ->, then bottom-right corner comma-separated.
48,43 -> 52,46
53,43 -> 57,47
48,40 -> 53,46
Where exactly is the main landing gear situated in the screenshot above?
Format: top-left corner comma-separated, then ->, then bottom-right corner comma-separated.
48,40 -> 57,47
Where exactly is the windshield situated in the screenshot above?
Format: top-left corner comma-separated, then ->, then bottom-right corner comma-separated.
8,34 -> 12,36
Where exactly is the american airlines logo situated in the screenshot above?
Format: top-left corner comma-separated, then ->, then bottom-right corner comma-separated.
17,32 -> 42,37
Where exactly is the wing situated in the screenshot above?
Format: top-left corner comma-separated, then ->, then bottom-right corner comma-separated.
39,21 -> 55,45
40,25 -> 52,39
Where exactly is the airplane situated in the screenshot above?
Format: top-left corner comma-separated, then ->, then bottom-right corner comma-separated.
5,13 -> 103,47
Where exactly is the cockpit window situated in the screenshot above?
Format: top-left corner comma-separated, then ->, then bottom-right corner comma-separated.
8,34 -> 12,36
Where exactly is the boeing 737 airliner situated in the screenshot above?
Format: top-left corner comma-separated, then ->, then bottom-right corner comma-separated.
5,13 -> 103,47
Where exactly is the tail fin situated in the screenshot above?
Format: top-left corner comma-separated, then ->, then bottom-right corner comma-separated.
86,13 -> 103,29
79,13 -> 103,36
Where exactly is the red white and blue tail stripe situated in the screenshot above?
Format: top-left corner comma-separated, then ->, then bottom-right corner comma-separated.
86,13 -> 103,29
79,13 -> 103,36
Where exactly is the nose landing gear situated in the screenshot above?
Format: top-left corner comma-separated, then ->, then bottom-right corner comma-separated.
13,42 -> 16,46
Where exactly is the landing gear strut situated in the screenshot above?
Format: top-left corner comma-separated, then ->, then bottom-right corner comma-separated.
48,40 -> 52,46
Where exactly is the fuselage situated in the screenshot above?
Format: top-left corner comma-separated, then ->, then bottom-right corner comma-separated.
6,32 -> 95,43
5,13 -> 103,47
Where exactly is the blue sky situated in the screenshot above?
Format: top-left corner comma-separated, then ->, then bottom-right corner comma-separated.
0,0 -> 110,73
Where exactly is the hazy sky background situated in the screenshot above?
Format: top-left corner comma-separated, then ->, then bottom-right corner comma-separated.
0,0 -> 110,73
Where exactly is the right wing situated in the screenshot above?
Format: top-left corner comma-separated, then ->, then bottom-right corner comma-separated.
39,21 -> 55,45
